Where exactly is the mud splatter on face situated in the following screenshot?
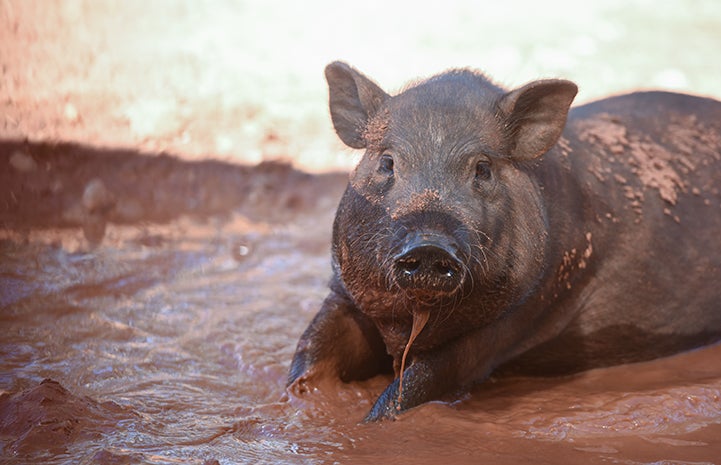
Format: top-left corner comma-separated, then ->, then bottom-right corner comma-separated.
363,109 -> 390,151
397,309 -> 430,409
391,188 -> 442,220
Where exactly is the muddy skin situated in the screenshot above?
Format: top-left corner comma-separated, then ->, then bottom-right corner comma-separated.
287,61 -> 721,421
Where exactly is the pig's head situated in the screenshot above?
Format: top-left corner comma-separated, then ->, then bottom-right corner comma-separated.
327,61 -> 577,345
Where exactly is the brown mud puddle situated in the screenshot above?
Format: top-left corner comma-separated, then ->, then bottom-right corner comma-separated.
2,140 -> 721,464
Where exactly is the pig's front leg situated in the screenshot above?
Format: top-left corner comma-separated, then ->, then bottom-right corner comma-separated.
364,326 -> 502,421
287,290 -> 391,390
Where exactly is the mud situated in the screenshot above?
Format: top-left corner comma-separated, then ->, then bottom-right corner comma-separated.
576,111 -> 721,219
1,140 -> 720,464
0,379 -> 136,456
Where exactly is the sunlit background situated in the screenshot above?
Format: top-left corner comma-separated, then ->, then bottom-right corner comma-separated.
2,0 -> 720,171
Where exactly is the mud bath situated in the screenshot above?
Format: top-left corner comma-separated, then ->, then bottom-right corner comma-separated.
2,141 -> 721,464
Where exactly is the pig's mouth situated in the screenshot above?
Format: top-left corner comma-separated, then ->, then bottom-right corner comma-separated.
390,230 -> 467,296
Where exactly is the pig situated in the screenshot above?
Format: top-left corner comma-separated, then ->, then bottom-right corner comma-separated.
287,61 -> 721,421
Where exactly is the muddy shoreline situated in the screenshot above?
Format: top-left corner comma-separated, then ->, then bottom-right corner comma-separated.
1,140 -> 348,232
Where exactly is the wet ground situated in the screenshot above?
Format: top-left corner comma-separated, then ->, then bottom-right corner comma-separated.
2,141 -> 721,464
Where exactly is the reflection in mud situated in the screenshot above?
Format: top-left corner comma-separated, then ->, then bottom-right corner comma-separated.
1,141 -> 720,464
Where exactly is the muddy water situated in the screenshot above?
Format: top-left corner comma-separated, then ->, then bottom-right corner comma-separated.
1,142 -> 721,464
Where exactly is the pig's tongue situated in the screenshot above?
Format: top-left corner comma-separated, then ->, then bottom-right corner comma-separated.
397,309 -> 430,409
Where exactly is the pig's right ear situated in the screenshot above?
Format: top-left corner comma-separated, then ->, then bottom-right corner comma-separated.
499,79 -> 578,160
325,61 -> 390,149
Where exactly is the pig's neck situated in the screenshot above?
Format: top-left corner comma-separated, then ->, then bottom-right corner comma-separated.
501,142 -> 604,360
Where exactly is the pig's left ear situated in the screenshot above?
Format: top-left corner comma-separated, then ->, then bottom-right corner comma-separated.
499,79 -> 578,160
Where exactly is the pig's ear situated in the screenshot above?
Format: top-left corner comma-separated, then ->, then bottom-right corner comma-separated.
499,79 -> 578,160
325,61 -> 390,149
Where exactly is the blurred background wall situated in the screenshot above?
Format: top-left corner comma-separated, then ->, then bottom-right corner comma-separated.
2,0 -> 720,171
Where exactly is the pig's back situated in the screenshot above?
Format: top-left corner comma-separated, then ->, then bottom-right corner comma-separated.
507,91 -> 721,375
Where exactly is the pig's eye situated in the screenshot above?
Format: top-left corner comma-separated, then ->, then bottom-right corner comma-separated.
475,159 -> 492,182
379,154 -> 394,175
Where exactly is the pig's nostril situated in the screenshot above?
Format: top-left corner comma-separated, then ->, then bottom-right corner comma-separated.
398,258 -> 421,275
393,242 -> 464,292
433,262 -> 455,278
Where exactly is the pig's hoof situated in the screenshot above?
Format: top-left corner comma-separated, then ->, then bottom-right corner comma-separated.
363,379 -> 403,422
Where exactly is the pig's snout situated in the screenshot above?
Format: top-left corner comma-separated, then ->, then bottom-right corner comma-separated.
392,232 -> 466,294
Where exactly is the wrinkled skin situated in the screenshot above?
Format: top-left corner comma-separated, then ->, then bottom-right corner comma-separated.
288,61 -> 721,421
